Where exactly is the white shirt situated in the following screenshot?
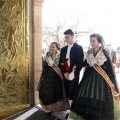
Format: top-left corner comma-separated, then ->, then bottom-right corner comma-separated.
66,43 -> 74,66
66,43 -> 75,80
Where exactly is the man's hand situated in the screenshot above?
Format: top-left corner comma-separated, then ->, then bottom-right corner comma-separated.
64,72 -> 69,80
72,65 -> 76,71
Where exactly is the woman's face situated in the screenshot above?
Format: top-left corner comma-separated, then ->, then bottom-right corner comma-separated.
50,44 -> 58,53
90,37 -> 100,49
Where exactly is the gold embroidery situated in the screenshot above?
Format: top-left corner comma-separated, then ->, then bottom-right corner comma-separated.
0,0 -> 29,118
93,63 -> 120,106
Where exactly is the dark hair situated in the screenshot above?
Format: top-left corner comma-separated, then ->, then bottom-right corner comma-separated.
90,33 -> 103,43
51,42 -> 60,50
107,44 -> 111,47
63,29 -> 74,36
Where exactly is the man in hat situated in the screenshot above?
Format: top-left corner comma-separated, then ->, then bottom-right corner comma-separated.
59,29 -> 84,118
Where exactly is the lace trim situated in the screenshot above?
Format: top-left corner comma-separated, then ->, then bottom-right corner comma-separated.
71,97 -> 114,119
46,50 -> 60,66
86,49 -> 107,66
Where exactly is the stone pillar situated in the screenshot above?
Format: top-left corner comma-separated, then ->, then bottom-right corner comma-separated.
34,0 -> 43,105
34,0 -> 42,105
29,0 -> 43,106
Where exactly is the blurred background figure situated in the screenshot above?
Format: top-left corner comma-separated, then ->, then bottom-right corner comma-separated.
116,52 -> 120,73
107,44 -> 116,69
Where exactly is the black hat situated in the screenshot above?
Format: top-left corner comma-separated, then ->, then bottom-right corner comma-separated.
63,29 -> 74,36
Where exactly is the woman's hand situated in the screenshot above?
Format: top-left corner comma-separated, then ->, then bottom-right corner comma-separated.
64,72 -> 69,80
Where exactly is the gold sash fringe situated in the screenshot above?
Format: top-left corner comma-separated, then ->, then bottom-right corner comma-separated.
52,63 -> 63,79
93,63 -> 120,106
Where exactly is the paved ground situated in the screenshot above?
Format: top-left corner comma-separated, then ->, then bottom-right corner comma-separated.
5,105 -> 68,120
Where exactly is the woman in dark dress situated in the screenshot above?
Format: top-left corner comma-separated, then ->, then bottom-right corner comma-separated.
69,34 -> 120,120
39,42 -> 69,113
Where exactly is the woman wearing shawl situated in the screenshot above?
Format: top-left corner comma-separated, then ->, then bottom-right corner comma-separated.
38,42 -> 69,113
69,34 -> 120,120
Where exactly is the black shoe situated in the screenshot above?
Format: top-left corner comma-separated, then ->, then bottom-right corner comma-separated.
47,111 -> 52,115
65,113 -> 69,119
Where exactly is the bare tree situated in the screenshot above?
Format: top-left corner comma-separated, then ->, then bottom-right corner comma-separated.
70,13 -> 95,39
42,15 -> 66,48
42,14 -> 94,48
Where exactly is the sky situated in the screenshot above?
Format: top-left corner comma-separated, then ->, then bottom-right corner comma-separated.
42,0 -> 120,50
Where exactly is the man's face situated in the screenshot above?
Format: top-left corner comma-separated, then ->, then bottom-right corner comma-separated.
64,34 -> 74,44
107,45 -> 112,51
